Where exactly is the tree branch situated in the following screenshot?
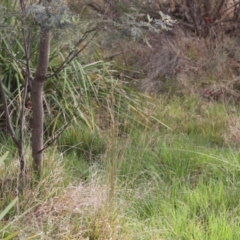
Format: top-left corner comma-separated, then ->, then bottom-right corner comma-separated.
87,2 -> 105,15
47,28 -> 99,79
0,79 -> 20,148
39,119 -> 72,153
212,0 -> 226,21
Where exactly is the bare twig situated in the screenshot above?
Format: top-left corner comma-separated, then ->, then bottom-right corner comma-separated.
47,28 -> 99,79
212,0 -> 226,21
18,0 -> 33,172
216,1 -> 240,22
0,79 -> 20,148
39,119 -> 72,153
87,2 -> 105,15
0,45 -> 27,75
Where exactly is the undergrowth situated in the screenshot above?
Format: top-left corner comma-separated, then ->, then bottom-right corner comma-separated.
2,1 -> 240,239
1,95 -> 240,239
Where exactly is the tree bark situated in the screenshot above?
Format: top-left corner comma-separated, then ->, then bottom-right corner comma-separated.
31,29 -> 50,177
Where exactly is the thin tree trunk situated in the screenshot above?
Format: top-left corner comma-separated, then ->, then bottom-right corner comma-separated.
31,28 -> 50,177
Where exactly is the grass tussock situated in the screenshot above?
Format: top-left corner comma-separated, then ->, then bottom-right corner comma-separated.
2,95 -> 240,239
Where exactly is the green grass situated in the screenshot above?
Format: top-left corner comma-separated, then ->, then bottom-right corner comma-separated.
121,142 -> 240,238
2,95 -> 240,239
2,0 -> 240,238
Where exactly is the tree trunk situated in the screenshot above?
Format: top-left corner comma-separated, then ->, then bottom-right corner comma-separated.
31,29 -> 50,177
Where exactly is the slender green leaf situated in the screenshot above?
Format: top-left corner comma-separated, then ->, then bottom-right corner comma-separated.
0,197 -> 18,221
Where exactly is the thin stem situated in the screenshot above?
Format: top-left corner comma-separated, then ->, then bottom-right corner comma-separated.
47,28 -> 98,79
0,79 -> 20,148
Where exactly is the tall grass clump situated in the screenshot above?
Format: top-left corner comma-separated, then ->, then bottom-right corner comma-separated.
45,57 -> 148,132
2,93 -> 240,239
109,124 -> 240,239
58,124 -> 106,159
0,152 -> 18,240
0,145 -> 70,239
